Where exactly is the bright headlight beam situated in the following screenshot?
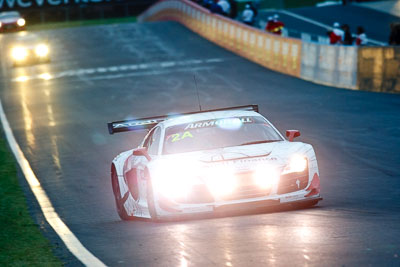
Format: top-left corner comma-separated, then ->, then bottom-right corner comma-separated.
151,159 -> 201,199
11,46 -> 28,61
205,165 -> 237,197
254,164 -> 279,189
17,18 -> 26,27
35,44 -> 49,57
282,155 -> 307,174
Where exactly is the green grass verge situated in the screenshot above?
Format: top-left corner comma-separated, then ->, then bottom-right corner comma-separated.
27,16 -> 137,31
0,135 -> 62,266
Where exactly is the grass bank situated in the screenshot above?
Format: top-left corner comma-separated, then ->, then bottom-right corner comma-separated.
27,16 -> 137,31
0,134 -> 62,266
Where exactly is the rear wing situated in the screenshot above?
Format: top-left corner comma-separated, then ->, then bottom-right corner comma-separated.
107,104 -> 259,134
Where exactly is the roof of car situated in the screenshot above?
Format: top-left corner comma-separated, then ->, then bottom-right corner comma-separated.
0,11 -> 21,18
159,110 -> 263,128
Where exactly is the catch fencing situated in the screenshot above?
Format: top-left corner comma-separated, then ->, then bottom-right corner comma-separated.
139,0 -> 400,93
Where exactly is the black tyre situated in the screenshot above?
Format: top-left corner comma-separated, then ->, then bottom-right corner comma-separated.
111,166 -> 135,221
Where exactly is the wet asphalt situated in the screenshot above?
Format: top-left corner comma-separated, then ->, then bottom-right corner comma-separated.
0,21 -> 399,266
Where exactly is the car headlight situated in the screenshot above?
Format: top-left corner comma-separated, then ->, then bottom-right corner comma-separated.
11,46 -> 28,61
253,164 -> 279,189
17,18 -> 25,27
282,155 -> 308,174
35,44 -> 49,57
204,165 -> 237,197
0,22 -> 2,28
151,160 -> 202,199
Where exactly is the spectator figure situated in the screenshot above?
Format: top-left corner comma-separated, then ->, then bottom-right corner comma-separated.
210,0 -> 223,15
217,0 -> 231,16
242,4 -> 255,26
271,14 -> 284,35
355,26 -> 367,46
327,22 -> 344,44
265,16 -> 274,33
389,22 -> 400,45
341,24 -> 353,45
247,2 -> 258,19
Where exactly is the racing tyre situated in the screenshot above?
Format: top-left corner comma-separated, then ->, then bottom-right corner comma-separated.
146,170 -> 160,222
111,166 -> 135,221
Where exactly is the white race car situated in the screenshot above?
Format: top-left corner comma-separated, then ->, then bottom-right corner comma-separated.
108,105 -> 322,221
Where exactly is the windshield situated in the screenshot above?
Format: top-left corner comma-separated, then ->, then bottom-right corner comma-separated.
0,12 -> 20,19
163,116 -> 283,155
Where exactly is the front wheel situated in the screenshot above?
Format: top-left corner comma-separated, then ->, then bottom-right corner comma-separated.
111,166 -> 135,221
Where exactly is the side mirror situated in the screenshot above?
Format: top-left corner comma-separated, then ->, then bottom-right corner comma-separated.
133,148 -> 152,161
286,130 -> 301,142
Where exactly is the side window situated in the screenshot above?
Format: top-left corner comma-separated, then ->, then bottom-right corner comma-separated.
147,127 -> 161,155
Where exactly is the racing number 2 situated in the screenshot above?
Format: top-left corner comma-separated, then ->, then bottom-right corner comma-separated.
168,131 -> 193,142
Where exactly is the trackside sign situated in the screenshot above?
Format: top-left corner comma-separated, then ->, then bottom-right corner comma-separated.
1,0 -> 113,10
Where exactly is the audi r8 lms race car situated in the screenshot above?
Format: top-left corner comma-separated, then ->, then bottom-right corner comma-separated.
9,33 -> 50,67
108,105 -> 322,221
0,11 -> 26,33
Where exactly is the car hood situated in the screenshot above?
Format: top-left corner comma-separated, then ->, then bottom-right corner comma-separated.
150,141 -> 309,172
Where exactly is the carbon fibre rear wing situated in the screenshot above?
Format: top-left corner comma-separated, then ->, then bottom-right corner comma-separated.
107,104 -> 259,134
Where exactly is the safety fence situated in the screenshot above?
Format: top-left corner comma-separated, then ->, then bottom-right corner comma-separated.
139,0 -> 400,93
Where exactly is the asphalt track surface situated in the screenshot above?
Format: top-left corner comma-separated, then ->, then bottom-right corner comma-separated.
0,22 -> 400,266
260,4 -> 399,43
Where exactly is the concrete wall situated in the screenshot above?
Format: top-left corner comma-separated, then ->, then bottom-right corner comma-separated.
358,46 -> 400,93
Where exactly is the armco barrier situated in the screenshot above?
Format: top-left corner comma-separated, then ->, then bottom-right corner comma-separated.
357,47 -> 400,93
139,0 -> 400,93
138,0 -> 301,78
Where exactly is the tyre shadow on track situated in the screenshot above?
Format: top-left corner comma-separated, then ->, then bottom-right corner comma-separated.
110,199 -> 323,224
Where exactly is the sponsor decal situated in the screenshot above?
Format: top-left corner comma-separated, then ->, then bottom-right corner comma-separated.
113,119 -> 159,129
0,0 -> 112,10
280,194 -> 304,203
167,131 -> 193,143
184,117 -> 253,130
183,205 -> 213,213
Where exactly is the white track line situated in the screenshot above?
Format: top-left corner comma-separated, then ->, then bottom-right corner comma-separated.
11,58 -> 225,83
0,99 -> 106,267
280,10 -> 386,46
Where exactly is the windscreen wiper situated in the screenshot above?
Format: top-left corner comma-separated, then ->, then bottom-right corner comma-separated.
239,140 -> 281,146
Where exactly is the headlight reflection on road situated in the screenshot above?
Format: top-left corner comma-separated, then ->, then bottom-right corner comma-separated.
15,76 -> 29,82
39,73 -> 52,80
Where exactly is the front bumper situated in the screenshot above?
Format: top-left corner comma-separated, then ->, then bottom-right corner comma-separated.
12,54 -> 50,67
155,172 -> 322,220
0,24 -> 25,33
156,194 -> 322,221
